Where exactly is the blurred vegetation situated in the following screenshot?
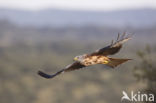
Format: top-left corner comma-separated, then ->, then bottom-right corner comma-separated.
0,20 -> 156,103
133,45 -> 156,103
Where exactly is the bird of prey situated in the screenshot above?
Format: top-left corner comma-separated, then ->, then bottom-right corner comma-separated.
38,33 -> 132,79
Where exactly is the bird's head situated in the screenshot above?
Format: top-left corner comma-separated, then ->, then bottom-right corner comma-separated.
74,54 -> 87,62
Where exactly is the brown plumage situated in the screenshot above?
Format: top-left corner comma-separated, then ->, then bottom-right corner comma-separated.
38,33 -> 132,79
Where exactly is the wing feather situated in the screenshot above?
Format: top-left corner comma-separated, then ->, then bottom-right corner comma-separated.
90,33 -> 132,56
38,62 -> 85,79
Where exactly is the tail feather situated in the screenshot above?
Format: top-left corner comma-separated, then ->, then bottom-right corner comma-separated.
38,69 -> 64,79
107,57 -> 131,68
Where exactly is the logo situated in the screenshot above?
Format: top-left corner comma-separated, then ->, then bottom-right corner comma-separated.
121,91 -> 154,102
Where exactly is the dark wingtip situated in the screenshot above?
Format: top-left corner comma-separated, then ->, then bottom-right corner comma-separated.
38,71 -> 54,79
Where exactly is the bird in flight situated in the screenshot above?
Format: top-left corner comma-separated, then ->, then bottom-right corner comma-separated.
38,33 -> 132,79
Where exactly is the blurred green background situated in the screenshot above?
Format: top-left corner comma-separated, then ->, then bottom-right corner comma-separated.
0,1 -> 156,103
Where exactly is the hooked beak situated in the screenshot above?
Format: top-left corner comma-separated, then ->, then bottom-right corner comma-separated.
74,57 -> 77,61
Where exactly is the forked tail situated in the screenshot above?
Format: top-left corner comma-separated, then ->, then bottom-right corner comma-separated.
106,57 -> 131,68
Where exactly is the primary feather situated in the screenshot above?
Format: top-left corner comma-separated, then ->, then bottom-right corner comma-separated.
90,32 -> 132,56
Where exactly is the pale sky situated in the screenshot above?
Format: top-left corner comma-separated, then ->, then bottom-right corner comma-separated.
0,0 -> 156,11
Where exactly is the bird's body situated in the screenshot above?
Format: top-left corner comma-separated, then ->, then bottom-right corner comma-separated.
74,54 -> 130,68
38,33 -> 132,79
82,55 -> 109,66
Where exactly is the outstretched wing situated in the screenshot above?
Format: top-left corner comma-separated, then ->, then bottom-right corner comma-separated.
90,33 -> 132,56
38,62 -> 85,79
